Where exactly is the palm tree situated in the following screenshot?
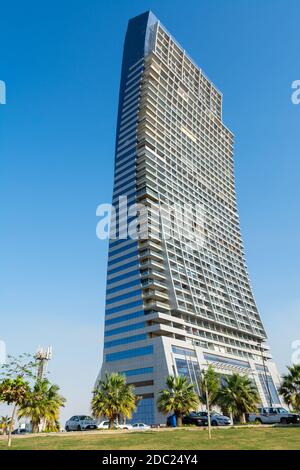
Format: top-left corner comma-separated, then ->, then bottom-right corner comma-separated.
279,364 -> 300,412
92,373 -> 137,429
0,376 -> 30,446
157,375 -> 199,427
217,373 -> 259,423
18,378 -> 65,433
0,416 -> 11,435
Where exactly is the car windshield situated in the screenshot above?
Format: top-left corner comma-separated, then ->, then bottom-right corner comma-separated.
80,416 -> 92,420
278,408 -> 288,414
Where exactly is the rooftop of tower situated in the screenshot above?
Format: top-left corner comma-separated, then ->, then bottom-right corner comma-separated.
131,10 -> 223,98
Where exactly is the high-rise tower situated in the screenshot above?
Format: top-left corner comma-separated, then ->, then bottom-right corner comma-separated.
98,11 -> 281,424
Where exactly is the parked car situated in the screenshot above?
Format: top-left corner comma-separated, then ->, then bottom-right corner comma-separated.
183,412 -> 208,426
11,428 -> 31,435
97,420 -> 110,429
131,423 -> 151,430
65,415 -> 97,431
97,420 -> 132,430
248,407 -> 300,425
197,411 -> 231,426
167,413 -> 206,427
118,423 -> 132,430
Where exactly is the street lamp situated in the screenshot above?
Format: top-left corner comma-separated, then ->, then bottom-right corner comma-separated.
258,341 -> 272,408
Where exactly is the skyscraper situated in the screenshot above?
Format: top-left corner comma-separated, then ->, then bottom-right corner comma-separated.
98,11 -> 281,424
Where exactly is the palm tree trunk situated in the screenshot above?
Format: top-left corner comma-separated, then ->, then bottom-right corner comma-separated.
230,412 -> 234,425
176,414 -> 182,427
109,418 -> 114,429
31,420 -> 39,433
242,413 -> 246,424
7,404 -> 16,447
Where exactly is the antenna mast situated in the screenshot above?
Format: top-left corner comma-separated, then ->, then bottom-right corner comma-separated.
35,346 -> 52,379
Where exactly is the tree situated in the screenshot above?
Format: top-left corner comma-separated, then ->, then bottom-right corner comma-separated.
217,373 -> 259,423
279,364 -> 300,412
157,375 -> 199,427
0,353 -> 38,382
197,366 -> 221,438
92,373 -> 137,429
0,377 -> 30,446
198,365 -> 221,407
0,416 -> 11,435
18,378 -> 66,433
0,354 -> 39,447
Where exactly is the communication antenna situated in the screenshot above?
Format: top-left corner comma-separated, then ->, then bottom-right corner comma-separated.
35,346 -> 52,379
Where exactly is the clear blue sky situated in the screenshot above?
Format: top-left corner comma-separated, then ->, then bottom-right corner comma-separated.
0,0 -> 299,423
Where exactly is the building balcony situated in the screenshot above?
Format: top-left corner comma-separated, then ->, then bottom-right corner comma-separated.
136,186 -> 159,202
141,278 -> 167,290
142,289 -> 169,301
139,249 -> 164,263
144,300 -> 170,312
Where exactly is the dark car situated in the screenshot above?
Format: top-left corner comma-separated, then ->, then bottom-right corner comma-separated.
182,412 -> 208,426
12,428 -> 31,435
167,413 -> 206,427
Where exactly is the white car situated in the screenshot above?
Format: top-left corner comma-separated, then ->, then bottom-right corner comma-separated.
132,423 -> 151,431
248,407 -> 300,425
97,420 -> 132,430
65,415 -> 97,432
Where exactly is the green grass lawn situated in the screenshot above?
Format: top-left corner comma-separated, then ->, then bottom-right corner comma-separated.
0,427 -> 299,450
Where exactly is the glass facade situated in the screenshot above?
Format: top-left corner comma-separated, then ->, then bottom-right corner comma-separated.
104,322 -> 145,337
104,334 -> 147,349
120,367 -> 154,377
128,397 -> 154,425
106,345 -> 153,362
175,358 -> 201,387
105,310 -> 144,326
204,353 -> 250,369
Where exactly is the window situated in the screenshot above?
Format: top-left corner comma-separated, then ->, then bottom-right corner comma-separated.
175,358 -> 201,386
120,367 -> 153,377
258,373 -> 280,405
104,334 -> 147,349
106,279 -> 141,296
204,353 -> 250,369
107,260 -> 139,276
107,270 -> 139,285
106,345 -> 153,362
105,322 -> 145,337
172,345 -> 197,357
106,291 -> 141,306
128,396 -> 154,425
105,310 -> 144,326
105,300 -> 143,315
108,251 -> 138,267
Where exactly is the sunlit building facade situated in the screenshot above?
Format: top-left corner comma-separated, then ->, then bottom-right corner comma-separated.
98,11 -> 281,424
